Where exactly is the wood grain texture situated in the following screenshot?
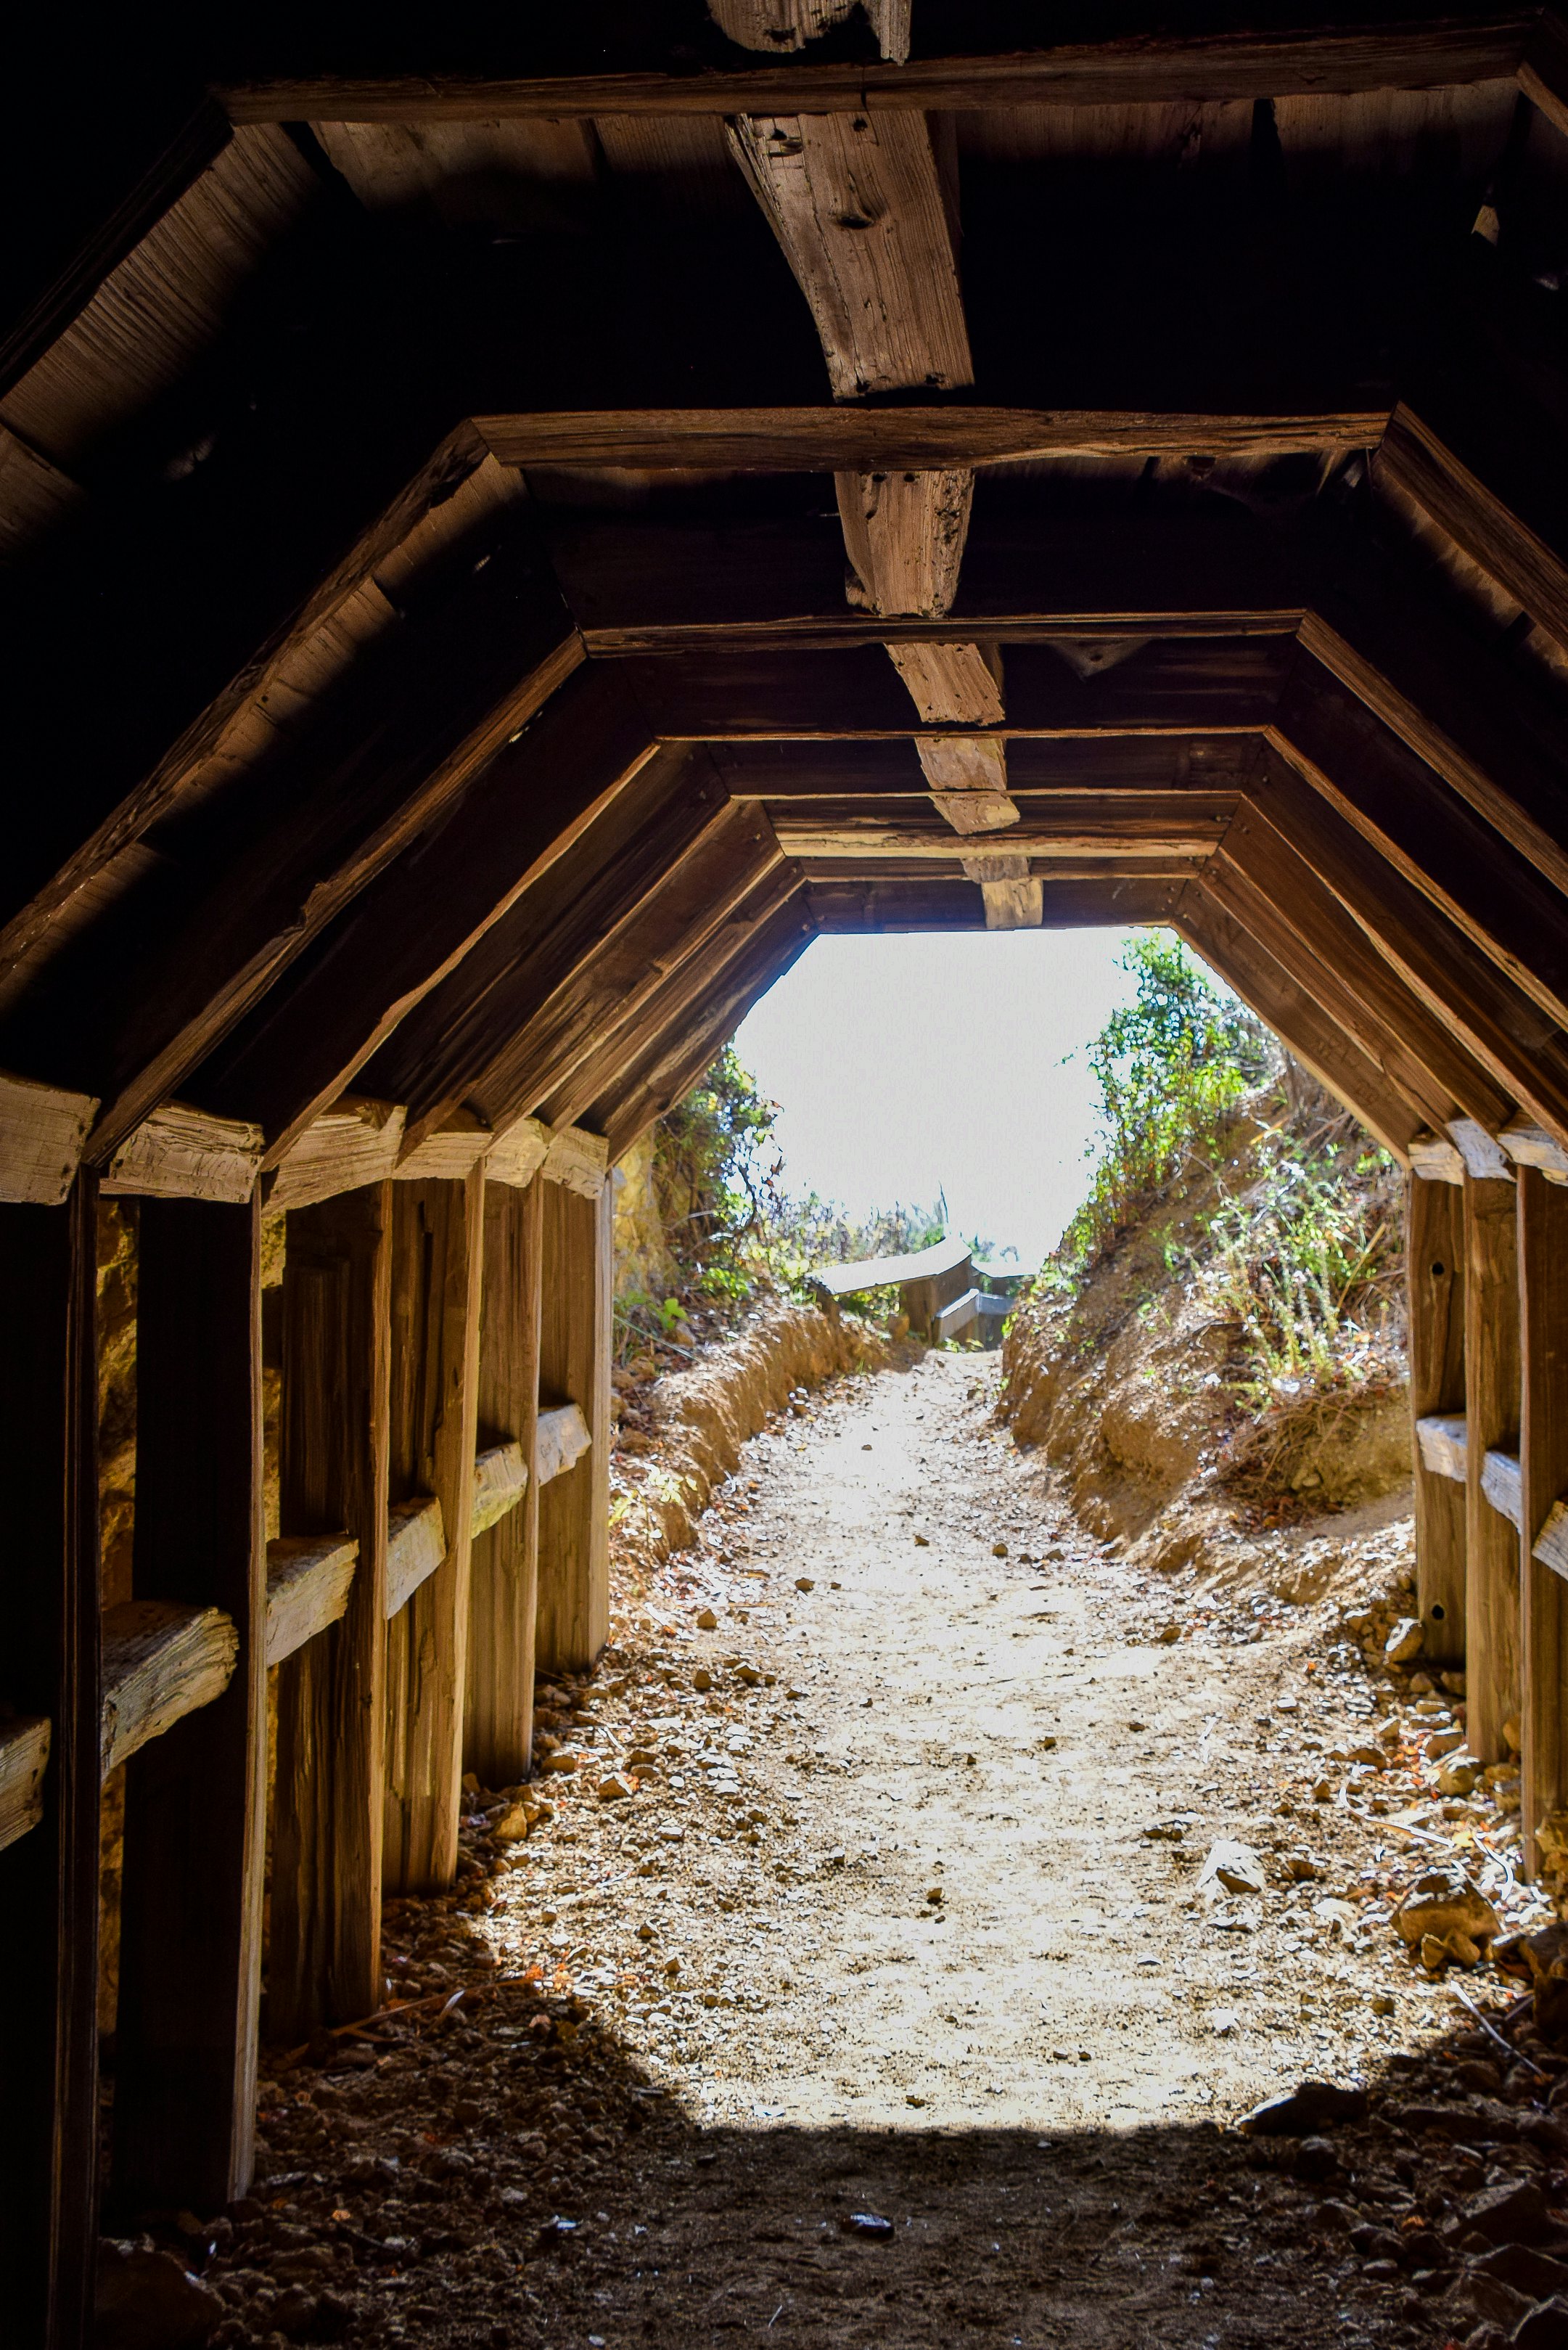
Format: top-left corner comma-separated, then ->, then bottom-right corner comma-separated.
383,1174 -> 485,1894
385,1494 -> 447,1620
266,1534 -> 358,1667
0,1071 -> 97,1206
535,1182 -> 612,1676
1411,1134 -> 1466,1182
0,1179 -> 100,2350
102,1101 -> 264,1203
887,640 -> 1006,724
100,1600 -> 238,1774
465,1176 -> 544,1790
1466,1168 -> 1522,1763
1409,1176 -> 1468,1666
541,1129 -> 610,1200
1503,1120 -> 1568,1182
470,1441 -> 528,1539
836,467 -> 973,618
271,1184 -> 391,2039
0,1714 -> 50,1854
269,1097 -> 406,1209
113,1195 -> 266,2211
1418,1414 -> 1471,1478
1376,404 -> 1568,660
1518,1167 -> 1568,1871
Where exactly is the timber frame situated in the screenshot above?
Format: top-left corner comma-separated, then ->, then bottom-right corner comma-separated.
8,8 -> 1568,2334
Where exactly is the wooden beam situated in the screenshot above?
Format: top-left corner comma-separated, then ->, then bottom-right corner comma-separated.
0,1714 -> 50,1854
1375,403 -> 1568,662
1466,1167 -> 1522,1764
385,1494 -> 446,1620
0,1178 -> 100,2350
470,1442 -> 526,1539
805,875 -> 1185,933
265,1534 -> 358,1668
361,748 -> 730,1150
1173,885 -> 1426,1160
1252,754 -> 1568,1150
535,1179 -> 613,1676
475,406 -> 1391,472
112,1195 -> 266,2211
723,733 -> 1257,800
1411,1131 -> 1466,1183
187,666 -> 655,1166
1502,1118 -> 1568,1183
1408,1174 -> 1468,1667
102,1102 -> 263,1203
270,1183 -> 391,2039
1519,1166 -> 1568,1870
1519,7 -> 1568,136
542,1127 -> 610,1199
218,20 -> 1535,120
269,1097 -> 406,1211
0,1070 -> 97,1207
383,1172 -> 485,1895
100,1601 -> 238,1772
773,802 -> 1234,859
465,1174 -> 544,1790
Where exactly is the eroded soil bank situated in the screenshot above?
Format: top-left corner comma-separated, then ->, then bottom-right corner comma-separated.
132,1343 -> 1563,2350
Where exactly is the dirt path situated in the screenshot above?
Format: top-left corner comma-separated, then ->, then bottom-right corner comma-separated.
209,1348 -> 1537,2350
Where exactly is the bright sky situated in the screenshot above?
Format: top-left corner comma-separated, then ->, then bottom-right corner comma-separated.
733,925 -> 1157,1266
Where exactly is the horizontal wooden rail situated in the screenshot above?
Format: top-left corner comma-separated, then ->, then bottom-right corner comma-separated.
0,1712 -> 51,1851
471,1440 -> 528,1539
1416,1412 -> 1469,1482
1482,1448 -> 1524,1529
536,1401 -> 591,1487
385,1406 -> 591,1620
386,1495 -> 446,1620
265,1534 -> 358,1668
932,1287 -> 981,1342
100,1600 -> 238,1775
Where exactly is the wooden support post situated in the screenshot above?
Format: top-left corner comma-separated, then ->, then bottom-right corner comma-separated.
383,1174 -> 485,1893
1466,1168 -> 1522,1763
0,1178 -> 100,2350
1408,1172 -> 1466,1664
465,1176 -> 543,1788
269,1184 -> 391,2041
1519,1167 -> 1568,1871
112,1196 -> 266,2212
535,1179 -> 613,1676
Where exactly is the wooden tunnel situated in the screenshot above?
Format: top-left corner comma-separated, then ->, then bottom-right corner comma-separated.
9,6 -> 1568,2337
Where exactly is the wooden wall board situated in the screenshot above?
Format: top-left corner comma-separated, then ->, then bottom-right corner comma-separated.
383,1174 -> 485,1896
0,1180 -> 100,2350
1466,1168 -> 1522,1763
465,1176 -> 544,1790
113,1195 -> 266,2212
1518,1167 -> 1568,1868
0,1069 -> 97,1205
1407,1173 -> 1469,1662
535,1182 -> 611,1676
183,666 -> 654,1164
270,1184 -> 391,2040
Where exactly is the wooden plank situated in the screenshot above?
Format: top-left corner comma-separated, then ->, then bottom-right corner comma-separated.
385,1495 -> 446,1620
465,1175 -> 544,1790
269,1097 -> 406,1211
1410,1175 -> 1476,1673
1174,885 -> 1426,1159
1448,1117 -> 1514,1182
1466,1168 -> 1522,1763
362,748 -> 731,1150
266,1534 -> 358,1668
471,1441 -> 528,1539
192,667 -> 656,1166
536,1181 -> 612,1676
774,806 -> 1233,859
808,874 -> 1184,934
0,1070 -> 97,1206
887,641 -> 1006,725
1252,754 -> 1568,1151
486,1117 -> 550,1192
1484,1448 -> 1524,1527
1519,1166 -> 1568,1870
112,1195 -> 266,2211
1519,7 -> 1568,136
0,1714 -> 50,1854
932,1287 -> 981,1342
1503,1118 -> 1568,1183
102,1101 -> 263,1203
1375,403 -> 1568,660
476,406 -> 1392,472
270,1183 -> 391,2039
393,1110 -> 492,1182
538,1401 -> 593,1486
382,1174 -> 485,1894
220,22 -> 1533,119
726,110 -> 970,402
0,1171 -> 99,2350
721,734 -> 1255,799
1411,1131 -> 1466,1183
100,1601 -> 238,1773
542,1127 -> 610,1200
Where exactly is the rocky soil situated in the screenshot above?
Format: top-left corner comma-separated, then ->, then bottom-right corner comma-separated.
103,1335 -> 1568,2350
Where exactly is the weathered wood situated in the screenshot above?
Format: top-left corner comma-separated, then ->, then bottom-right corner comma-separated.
0,1714 -> 50,1853
194,667 -> 656,1164
537,1401 -> 593,1487
113,1195 -> 266,2211
385,1495 -> 447,1619
887,640 -> 1006,725
393,1110 -> 493,1182
220,22 -> 1534,120
1502,1118 -> 1568,1183
474,406 -> 1392,472
535,1180 -> 613,1676
1411,1132 -> 1466,1184
835,468 -> 973,620
486,1118 -> 550,1192
542,1128 -> 610,1200
1448,1118 -> 1514,1182
1466,1169 -> 1522,1762
1375,404 -> 1568,661
932,1287 -> 981,1343
102,1101 -> 264,1203
1518,1168 -> 1568,1871
806,875 -> 1183,935
708,0 -> 909,59
100,1600 -> 238,1773
382,1174 -> 485,1894
1519,9 -> 1568,150
1483,1449 -> 1524,1527
269,1097 -> 406,1210
0,1070 -> 97,1205
266,1534 -> 358,1667
916,735 -> 1016,827
271,1183 -> 391,2039
465,1175 -> 544,1790
1416,1414 -> 1470,1481
980,877 -> 1043,931
470,1441 -> 528,1539
727,111 -> 971,403
775,806 -> 1231,859
0,1162 -> 99,2350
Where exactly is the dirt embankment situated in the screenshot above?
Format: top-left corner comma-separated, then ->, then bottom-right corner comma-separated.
1000,1109 -> 1410,1589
